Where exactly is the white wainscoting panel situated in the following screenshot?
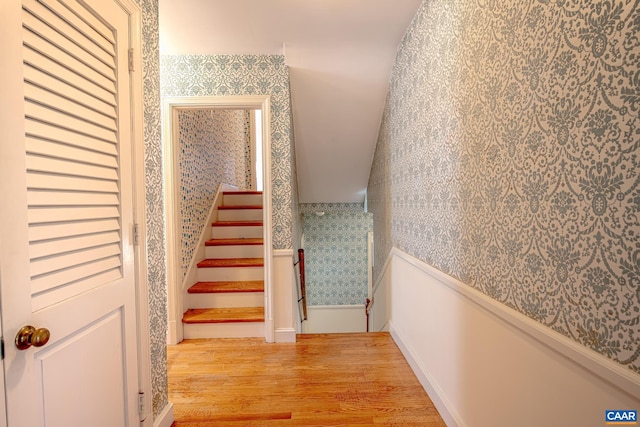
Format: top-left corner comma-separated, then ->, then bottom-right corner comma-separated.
303,305 -> 366,334
383,248 -> 640,427
273,249 -> 297,342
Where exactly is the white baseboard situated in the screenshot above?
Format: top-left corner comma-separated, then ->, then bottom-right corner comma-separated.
391,323 -> 463,427
382,247 -> 640,427
153,402 -> 174,427
166,319 -> 180,345
275,327 -> 296,342
302,305 -> 366,333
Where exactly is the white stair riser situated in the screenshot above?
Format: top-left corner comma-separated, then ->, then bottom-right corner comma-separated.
223,194 -> 262,206
183,322 -> 265,339
197,266 -> 264,282
218,209 -> 263,221
185,292 -> 264,309
211,226 -> 262,239
205,244 -> 263,259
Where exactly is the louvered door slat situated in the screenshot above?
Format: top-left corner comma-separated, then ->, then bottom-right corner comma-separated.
30,230 -> 120,259
26,155 -> 118,180
60,0 -> 116,44
25,103 -> 117,143
25,83 -> 117,131
24,65 -> 116,117
28,206 -> 120,224
26,120 -> 117,155
30,243 -> 120,277
22,33 -> 114,98
26,137 -> 118,168
30,256 -> 121,294
29,218 -> 120,242
22,9 -> 115,79
27,190 -> 119,206
27,174 -> 119,193
23,47 -> 116,105
24,0 -> 114,61
31,269 -> 122,311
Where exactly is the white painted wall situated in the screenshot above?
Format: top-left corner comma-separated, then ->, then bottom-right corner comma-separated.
373,248 -> 640,427
303,305 -> 366,334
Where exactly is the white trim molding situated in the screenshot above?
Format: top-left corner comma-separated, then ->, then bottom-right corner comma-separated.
275,328 -> 297,343
124,1 -> 154,423
272,249 -> 297,343
380,247 -> 640,427
153,402 -> 174,427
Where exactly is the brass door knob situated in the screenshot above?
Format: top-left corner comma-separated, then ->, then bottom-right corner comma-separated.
15,325 -> 50,350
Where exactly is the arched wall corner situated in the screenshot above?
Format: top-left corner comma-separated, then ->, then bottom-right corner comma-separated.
161,95 -> 274,344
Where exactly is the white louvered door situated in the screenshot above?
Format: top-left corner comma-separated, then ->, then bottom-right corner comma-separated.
0,0 -> 140,426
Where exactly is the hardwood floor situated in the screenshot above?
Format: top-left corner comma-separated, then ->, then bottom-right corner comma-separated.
168,332 -> 446,426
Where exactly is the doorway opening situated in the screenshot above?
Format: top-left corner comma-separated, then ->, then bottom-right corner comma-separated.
162,95 -> 274,345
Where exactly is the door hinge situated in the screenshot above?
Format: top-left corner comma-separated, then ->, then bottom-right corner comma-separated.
128,48 -> 135,72
138,391 -> 145,421
133,223 -> 139,246
1,338 -> 4,360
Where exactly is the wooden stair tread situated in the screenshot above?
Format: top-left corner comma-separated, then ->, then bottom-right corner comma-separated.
188,281 -> 264,293
223,191 -> 262,195
205,238 -> 263,246
183,307 -> 264,323
212,220 -> 263,227
219,205 -> 262,210
197,258 -> 264,268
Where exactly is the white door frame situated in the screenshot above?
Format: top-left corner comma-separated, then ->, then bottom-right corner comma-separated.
127,7 -> 154,424
162,95 -> 274,344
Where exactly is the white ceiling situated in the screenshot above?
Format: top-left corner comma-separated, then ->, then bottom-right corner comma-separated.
159,0 -> 422,203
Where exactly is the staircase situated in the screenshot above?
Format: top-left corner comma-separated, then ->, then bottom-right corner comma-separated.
182,190 -> 265,339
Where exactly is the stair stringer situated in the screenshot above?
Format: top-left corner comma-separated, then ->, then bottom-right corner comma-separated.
180,183 -> 238,317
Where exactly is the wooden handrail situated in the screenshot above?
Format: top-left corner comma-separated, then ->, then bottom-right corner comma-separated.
295,248 -> 307,321
365,298 -> 374,332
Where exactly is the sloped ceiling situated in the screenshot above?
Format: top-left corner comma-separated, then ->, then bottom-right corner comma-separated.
159,0 -> 422,202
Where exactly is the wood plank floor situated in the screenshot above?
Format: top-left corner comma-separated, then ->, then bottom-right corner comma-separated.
168,332 -> 446,426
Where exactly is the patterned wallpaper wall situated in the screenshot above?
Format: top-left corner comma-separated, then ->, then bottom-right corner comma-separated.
135,0 -> 168,419
160,55 -> 296,250
243,110 -> 254,187
178,109 -> 250,276
300,203 -> 372,305
368,0 -> 640,373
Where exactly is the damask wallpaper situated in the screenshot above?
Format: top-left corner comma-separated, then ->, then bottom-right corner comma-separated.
368,0 -> 640,373
160,55 -> 295,250
135,0 -> 169,419
178,109 -> 251,276
300,204 -> 372,305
